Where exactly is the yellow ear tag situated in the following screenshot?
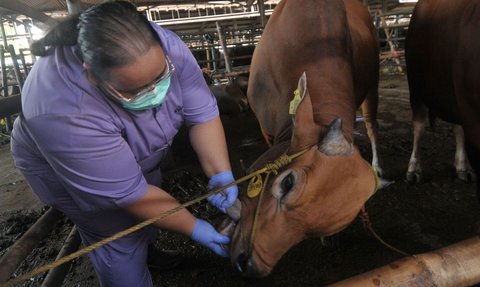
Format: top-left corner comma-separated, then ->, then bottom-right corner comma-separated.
289,89 -> 302,115
247,175 -> 263,198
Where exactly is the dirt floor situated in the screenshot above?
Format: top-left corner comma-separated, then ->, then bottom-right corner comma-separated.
1,73 -> 479,286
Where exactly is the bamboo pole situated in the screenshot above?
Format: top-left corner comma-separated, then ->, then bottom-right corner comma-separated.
40,227 -> 81,287
377,10 -> 403,73
329,236 -> 480,287
0,208 -> 63,283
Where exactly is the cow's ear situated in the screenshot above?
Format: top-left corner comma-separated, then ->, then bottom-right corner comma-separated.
318,118 -> 353,156
291,72 -> 321,149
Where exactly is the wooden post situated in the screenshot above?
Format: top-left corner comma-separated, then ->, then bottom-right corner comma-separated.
378,10 -> 403,73
329,236 -> 480,287
206,46 -> 212,70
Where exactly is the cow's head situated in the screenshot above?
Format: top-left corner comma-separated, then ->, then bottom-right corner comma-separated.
228,73 -> 379,277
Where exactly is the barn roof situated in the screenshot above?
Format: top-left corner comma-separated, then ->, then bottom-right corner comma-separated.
0,0 -> 414,23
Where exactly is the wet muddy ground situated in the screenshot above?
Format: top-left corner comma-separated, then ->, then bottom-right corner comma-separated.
1,73 -> 479,286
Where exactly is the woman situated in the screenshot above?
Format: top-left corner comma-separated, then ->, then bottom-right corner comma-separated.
10,1 -> 238,286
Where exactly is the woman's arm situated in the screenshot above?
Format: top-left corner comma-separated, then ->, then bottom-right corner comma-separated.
124,184 -> 196,236
124,184 -> 231,257
189,116 -> 238,211
188,116 -> 232,176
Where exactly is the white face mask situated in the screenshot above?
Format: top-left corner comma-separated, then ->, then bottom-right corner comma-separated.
99,55 -> 175,111
121,75 -> 171,111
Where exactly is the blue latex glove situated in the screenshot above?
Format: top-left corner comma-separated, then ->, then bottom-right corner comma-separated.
191,219 -> 230,257
207,170 -> 238,213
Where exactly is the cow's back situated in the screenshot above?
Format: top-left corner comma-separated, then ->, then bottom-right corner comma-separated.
247,0 -> 378,144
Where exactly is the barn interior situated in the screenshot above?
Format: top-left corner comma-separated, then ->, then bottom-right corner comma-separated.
1,1 -> 479,286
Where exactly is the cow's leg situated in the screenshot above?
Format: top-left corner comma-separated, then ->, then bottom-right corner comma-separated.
406,103 -> 428,183
465,141 -> 480,201
453,124 -> 476,182
360,91 -> 384,176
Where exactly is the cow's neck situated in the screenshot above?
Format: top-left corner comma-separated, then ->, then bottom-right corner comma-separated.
274,102 -> 355,149
312,97 -> 355,143
275,72 -> 356,146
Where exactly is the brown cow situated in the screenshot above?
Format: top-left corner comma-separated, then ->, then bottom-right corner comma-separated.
228,0 -> 383,277
405,0 -> 479,185
209,76 -> 249,115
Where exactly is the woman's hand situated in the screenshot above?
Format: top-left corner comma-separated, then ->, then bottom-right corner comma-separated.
207,170 -> 238,213
191,219 -> 230,257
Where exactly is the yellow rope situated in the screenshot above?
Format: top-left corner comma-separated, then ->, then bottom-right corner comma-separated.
265,154 -> 292,175
1,147 -> 311,287
1,175 -> 248,287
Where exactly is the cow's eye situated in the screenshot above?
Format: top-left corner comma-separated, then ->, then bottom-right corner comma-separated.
280,172 -> 295,196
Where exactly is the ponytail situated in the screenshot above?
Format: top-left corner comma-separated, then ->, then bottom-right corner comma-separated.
30,1 -> 160,82
30,16 -> 80,56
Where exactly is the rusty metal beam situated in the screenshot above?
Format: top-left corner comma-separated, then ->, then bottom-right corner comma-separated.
0,0 -> 55,24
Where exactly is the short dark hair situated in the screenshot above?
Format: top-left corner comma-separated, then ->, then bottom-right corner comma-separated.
30,1 -> 161,81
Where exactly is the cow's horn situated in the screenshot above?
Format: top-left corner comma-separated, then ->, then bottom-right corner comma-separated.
226,199 -> 242,222
318,118 -> 353,156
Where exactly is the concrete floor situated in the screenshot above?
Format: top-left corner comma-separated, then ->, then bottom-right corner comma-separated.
0,143 -> 43,222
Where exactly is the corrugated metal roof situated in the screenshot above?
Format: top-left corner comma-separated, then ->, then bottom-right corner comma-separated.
3,0 -> 67,13
1,0 -> 410,17
0,1 -> 203,19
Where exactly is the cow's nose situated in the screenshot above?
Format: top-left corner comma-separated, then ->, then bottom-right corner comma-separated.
235,252 -> 251,274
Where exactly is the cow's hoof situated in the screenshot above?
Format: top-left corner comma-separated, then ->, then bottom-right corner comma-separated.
406,171 -> 423,183
377,177 -> 394,189
457,169 -> 477,182
320,235 -> 339,248
373,166 -> 385,178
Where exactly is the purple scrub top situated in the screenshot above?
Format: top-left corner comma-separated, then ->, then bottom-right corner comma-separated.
10,23 -> 219,237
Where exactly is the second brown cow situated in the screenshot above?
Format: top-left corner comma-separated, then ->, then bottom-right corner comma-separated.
405,0 -> 479,186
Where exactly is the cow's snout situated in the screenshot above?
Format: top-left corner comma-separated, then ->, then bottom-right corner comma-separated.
234,251 -> 264,277
235,252 -> 253,275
